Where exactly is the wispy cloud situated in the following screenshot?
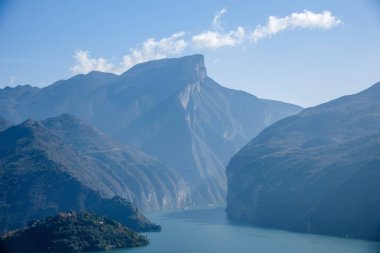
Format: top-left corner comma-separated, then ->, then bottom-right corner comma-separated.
192,27 -> 245,49
212,8 -> 227,30
10,76 -> 16,85
191,8 -> 245,49
121,32 -> 187,71
70,9 -> 342,74
251,10 -> 342,42
71,32 -> 187,75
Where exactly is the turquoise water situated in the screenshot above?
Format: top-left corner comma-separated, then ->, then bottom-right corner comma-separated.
115,207 -> 380,253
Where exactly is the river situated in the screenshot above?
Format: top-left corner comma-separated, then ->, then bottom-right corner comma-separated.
114,206 -> 380,253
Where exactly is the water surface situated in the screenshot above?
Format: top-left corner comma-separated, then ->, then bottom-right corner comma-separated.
115,207 -> 380,253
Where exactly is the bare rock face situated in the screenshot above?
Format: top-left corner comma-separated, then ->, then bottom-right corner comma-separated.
227,82 -> 380,241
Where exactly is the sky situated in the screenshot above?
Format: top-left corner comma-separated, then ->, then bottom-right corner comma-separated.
0,0 -> 379,107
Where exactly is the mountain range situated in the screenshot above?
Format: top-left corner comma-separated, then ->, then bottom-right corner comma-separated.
0,54 -> 302,205
226,81 -> 380,241
1,54 -> 378,241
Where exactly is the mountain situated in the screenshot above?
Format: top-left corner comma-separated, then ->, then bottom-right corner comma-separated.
0,116 -> 11,132
40,113 -> 192,210
0,85 -> 40,123
0,212 -> 149,253
0,116 -> 188,232
226,82 -> 380,241
0,54 -> 302,205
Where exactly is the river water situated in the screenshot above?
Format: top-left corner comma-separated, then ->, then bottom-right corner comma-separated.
114,206 -> 380,253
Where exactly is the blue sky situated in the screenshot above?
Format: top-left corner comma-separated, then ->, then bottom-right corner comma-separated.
1,0 -> 379,107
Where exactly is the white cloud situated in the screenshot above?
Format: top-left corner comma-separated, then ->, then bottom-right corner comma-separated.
192,26 -> 245,49
191,8 -> 246,49
252,10 -> 342,42
70,32 -> 187,75
120,31 -> 187,71
70,50 -> 115,74
212,8 -> 227,30
70,9 -> 342,74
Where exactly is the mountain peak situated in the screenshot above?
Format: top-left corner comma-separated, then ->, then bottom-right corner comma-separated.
121,54 -> 207,82
180,54 -> 204,65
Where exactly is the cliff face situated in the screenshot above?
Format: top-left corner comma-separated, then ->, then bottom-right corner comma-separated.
226,82 -> 380,241
116,56 -> 301,204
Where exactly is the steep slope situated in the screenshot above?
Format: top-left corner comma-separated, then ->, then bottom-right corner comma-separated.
226,82 -> 380,241
0,55 -> 302,205
117,77 -> 299,203
0,117 -> 189,231
40,114 -> 191,209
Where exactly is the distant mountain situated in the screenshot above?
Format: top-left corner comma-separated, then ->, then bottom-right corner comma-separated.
0,212 -> 149,253
0,55 -> 302,205
0,85 -> 40,123
0,115 -> 189,232
0,116 -> 11,132
226,82 -> 380,241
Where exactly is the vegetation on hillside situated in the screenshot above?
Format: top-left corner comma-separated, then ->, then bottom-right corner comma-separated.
0,212 -> 149,253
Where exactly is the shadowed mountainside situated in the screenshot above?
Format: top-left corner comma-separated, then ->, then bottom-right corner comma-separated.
226,81 -> 380,241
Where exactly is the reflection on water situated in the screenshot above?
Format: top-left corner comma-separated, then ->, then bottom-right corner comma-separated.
113,206 -> 380,253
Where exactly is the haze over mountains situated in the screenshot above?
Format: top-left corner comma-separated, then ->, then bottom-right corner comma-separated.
0,53 -> 379,243
226,82 -> 380,241
0,54 -> 302,205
